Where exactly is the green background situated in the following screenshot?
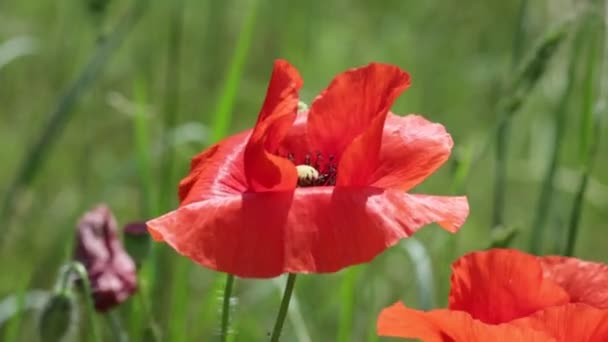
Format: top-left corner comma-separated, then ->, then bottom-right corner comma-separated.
1,0 -> 606,341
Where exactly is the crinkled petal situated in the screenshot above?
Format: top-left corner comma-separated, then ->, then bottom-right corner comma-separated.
146,188 -> 467,278
276,111 -> 311,165
377,302 -> 553,342
178,131 -> 250,206
244,59 -> 301,192
512,303 -> 608,341
307,63 -> 410,186
448,249 -> 570,324
540,256 -> 608,309
371,114 -> 454,191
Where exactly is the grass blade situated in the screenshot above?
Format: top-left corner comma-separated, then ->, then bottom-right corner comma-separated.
400,238 -> 435,310
159,0 -> 185,212
131,79 -> 162,341
530,23 -> 586,254
492,0 -> 529,229
564,10 -> 604,256
337,267 -> 362,342
209,0 -> 259,142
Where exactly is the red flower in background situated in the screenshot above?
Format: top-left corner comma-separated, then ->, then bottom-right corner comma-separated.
377,249 -> 608,341
75,205 -> 137,312
147,60 -> 469,278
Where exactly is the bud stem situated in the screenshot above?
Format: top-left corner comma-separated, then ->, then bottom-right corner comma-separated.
70,262 -> 102,342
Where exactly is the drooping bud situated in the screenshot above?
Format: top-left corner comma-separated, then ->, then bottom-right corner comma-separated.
38,264 -> 79,342
123,221 -> 151,269
74,205 -> 137,312
38,292 -> 75,342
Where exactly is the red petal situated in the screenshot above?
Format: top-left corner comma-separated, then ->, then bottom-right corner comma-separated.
146,188 -> 467,278
377,302 -> 553,342
371,114 -> 454,191
449,249 -> 570,324
178,131 -> 250,205
540,256 -> 608,309
306,63 -> 410,186
276,111 -> 311,165
244,60 -> 302,192
512,303 -> 608,341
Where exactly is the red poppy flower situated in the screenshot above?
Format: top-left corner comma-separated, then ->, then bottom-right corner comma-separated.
74,205 -> 137,312
147,60 -> 469,278
377,248 -> 608,341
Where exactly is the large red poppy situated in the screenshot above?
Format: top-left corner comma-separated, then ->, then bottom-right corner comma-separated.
377,249 -> 608,341
147,60 -> 469,278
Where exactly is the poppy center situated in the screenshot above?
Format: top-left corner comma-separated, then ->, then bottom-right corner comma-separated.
289,152 -> 337,187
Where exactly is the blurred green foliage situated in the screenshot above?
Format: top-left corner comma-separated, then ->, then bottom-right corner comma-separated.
1,0 -> 607,341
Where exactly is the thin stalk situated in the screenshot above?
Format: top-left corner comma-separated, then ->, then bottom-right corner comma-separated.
220,274 -> 235,342
564,1 -> 606,255
159,0 -> 185,212
0,0 -> 147,229
492,0 -> 529,229
71,262 -> 101,342
564,172 -> 591,256
530,29 -> 584,254
337,267 -> 361,342
131,80 -> 161,341
161,4 -> 189,340
106,311 -> 127,342
270,274 -> 297,342
209,0 -> 259,142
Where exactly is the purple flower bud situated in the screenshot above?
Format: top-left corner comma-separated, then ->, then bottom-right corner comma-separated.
74,205 -> 137,312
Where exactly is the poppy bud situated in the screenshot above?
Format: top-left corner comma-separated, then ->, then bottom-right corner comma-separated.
38,291 -> 76,342
124,221 -> 151,269
74,205 -> 137,312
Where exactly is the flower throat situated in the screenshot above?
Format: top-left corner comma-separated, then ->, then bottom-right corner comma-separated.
289,152 -> 337,187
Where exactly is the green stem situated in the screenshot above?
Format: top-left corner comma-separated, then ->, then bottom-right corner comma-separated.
159,0 -> 185,212
492,0 -> 529,229
564,171 -> 590,256
70,262 -> 102,342
270,274 -> 297,342
492,119 -> 510,228
106,311 -> 127,342
530,24 -> 584,254
220,274 -> 235,342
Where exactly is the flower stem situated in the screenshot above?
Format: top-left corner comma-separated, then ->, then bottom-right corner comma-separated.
220,274 -> 235,342
270,274 -> 297,342
70,262 -> 102,342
